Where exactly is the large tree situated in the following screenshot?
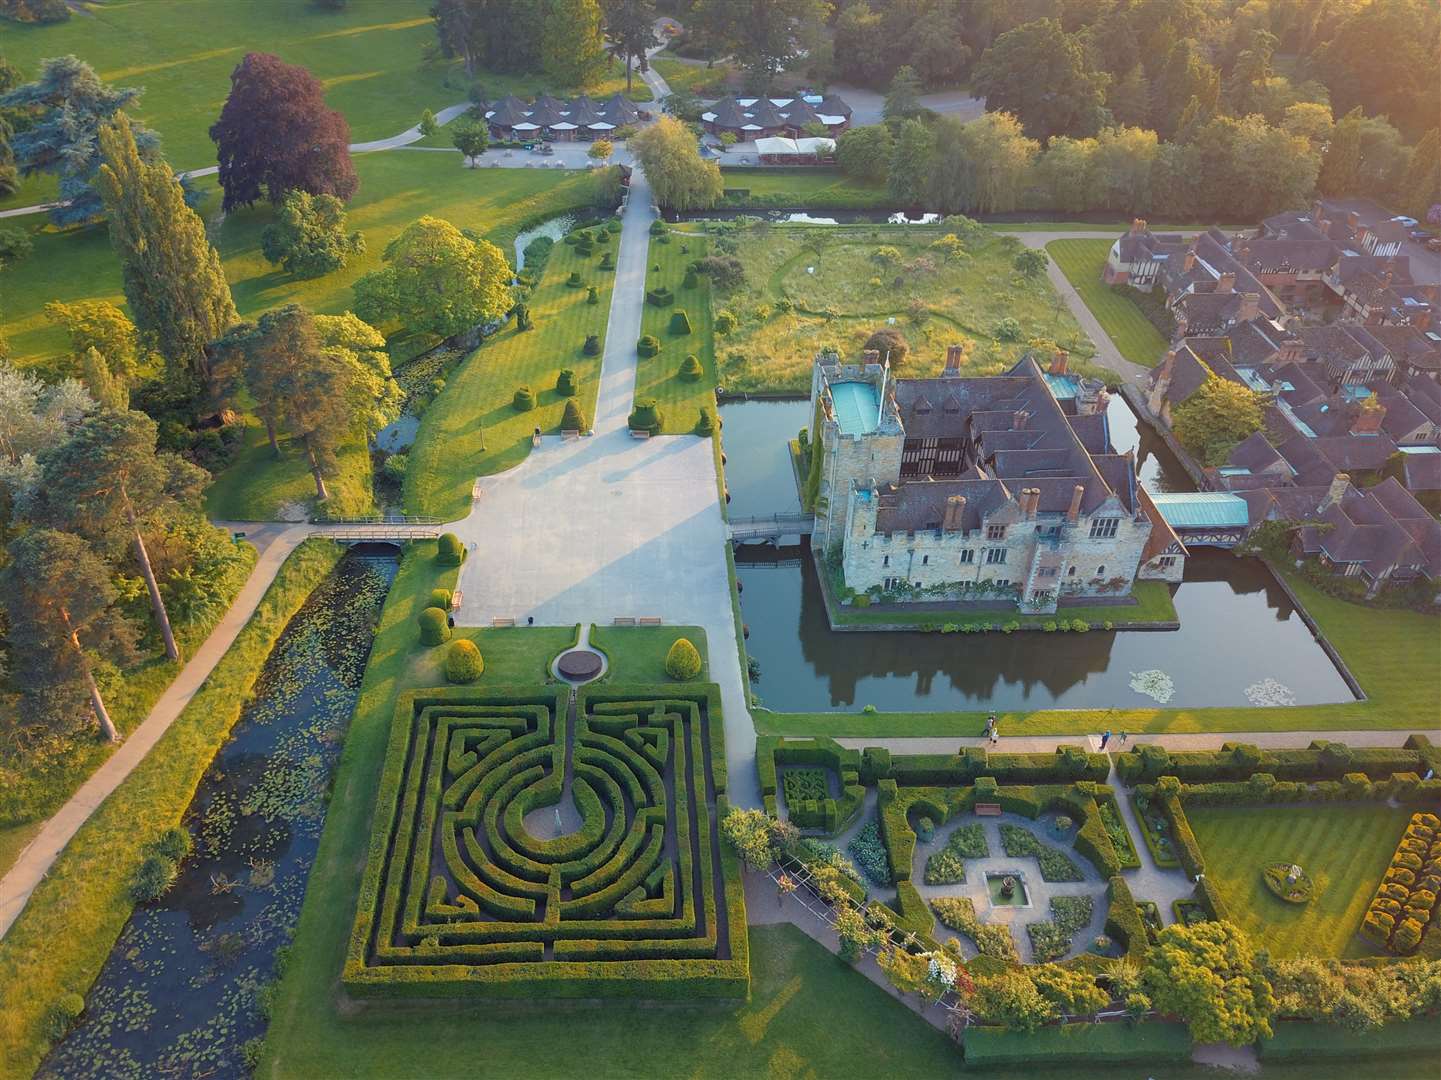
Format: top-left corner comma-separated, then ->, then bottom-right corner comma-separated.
600,0 -> 657,92
28,409 -> 208,663
1309,0 -> 1439,140
543,0 -> 608,87
972,19 -> 1109,141
695,0 -> 829,88
43,299 -> 144,389
1172,372 -> 1266,466
904,0 -> 970,89
0,529 -> 138,743
0,359 -> 92,507
96,115 -> 237,405
0,53 -> 20,198
629,116 -> 723,211
1151,39 -> 1219,140
883,65 -> 923,122
259,190 -> 365,278
1143,921 -> 1276,1046
1398,128 -> 1441,221
886,118 -> 935,207
0,55 -> 160,226
836,125 -> 893,183
353,217 -> 512,339
927,112 -> 1038,215
209,52 -> 358,212
832,2 -> 890,87
314,311 -> 404,439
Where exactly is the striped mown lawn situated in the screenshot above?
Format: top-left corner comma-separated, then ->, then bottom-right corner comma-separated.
1047,238 -> 1169,368
634,229 -> 719,434
1187,802 -> 1410,958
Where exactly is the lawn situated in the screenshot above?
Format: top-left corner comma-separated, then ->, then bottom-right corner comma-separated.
651,57 -> 734,97
0,539 -> 341,1077
402,219 -> 619,519
0,0 -> 648,209
707,221 -> 1102,394
590,623 -> 710,681
634,227 -> 718,432
829,579 -> 1178,629
1187,802 -> 1410,959
1046,238 -> 1169,369
204,417 -> 377,521
717,167 -> 889,210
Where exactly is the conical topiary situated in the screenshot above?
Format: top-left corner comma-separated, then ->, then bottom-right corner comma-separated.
561,398 -> 587,432
556,368 -> 578,395
567,270 -> 583,287
587,285 -> 599,303
695,408 -> 715,436
514,385 -> 536,411
669,309 -> 693,335
637,335 -> 661,357
665,637 -> 702,680
600,252 -> 615,270
678,354 -> 703,381
628,398 -> 663,435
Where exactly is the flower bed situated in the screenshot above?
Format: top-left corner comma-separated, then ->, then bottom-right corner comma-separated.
930,897 -> 1019,962
846,818 -> 891,886
923,822 -> 988,885
999,824 -> 1084,882
1262,863 -> 1316,904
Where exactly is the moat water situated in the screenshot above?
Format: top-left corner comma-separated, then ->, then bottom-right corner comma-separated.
38,553 -> 397,1080
723,397 -> 1354,712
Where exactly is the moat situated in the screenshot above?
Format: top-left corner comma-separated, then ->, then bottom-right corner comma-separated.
723,397 -> 1354,712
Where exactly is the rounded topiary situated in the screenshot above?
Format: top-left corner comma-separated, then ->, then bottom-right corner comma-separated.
561,398 -> 587,432
430,587 -> 453,610
154,826 -> 193,862
437,532 -> 465,566
637,335 -> 661,357
683,268 -> 699,288
419,606 -> 451,646
916,817 -> 936,843
567,271 -> 583,287
665,637 -> 703,680
695,408 -> 715,436
577,240 -> 594,256
670,309 -> 693,335
587,285 -> 600,303
445,639 -> 484,683
556,368 -> 578,395
131,853 -> 178,901
46,993 -> 85,1039
514,385 -> 536,411
628,398 -> 663,435
678,354 -> 703,381
649,219 -> 668,236
583,334 -> 601,356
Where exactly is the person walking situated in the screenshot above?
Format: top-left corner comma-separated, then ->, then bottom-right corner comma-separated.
1118,730 -> 1128,746
1100,730 -> 1111,749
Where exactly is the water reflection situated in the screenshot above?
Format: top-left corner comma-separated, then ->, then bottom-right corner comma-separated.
723,397 -> 1354,712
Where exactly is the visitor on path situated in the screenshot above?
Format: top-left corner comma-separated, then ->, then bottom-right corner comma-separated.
1118,730 -> 1128,746
1100,730 -> 1111,749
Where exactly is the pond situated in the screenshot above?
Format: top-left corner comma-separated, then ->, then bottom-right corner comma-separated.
723,397 -> 1355,712
38,553 -> 397,1080
513,213 -> 577,270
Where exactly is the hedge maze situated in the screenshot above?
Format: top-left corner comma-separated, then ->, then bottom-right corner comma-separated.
346,684 -> 748,999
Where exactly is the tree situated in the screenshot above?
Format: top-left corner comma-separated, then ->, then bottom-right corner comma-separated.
0,360 -> 92,506
0,529 -> 138,742
629,116 -> 723,211
972,970 -> 1056,1032
451,117 -> 489,165
1107,66 -> 1151,128
1224,27 -> 1277,115
1282,101 -> 1334,146
905,0 -> 970,89
720,806 -> 773,870
883,65 -> 923,121
0,55 -> 160,226
260,190 -> 366,278
314,311 -> 404,438
0,227 -> 31,270
1398,129 -> 1441,221
544,0 -> 608,87
1172,374 -> 1266,466
833,2 -> 890,87
927,112 -> 1038,215
1318,107 -> 1363,195
1035,136 -> 1098,212
29,409 -> 207,662
1310,0 -> 1439,139
878,946 -> 935,1002
209,52 -> 358,212
353,216 -> 513,338
1151,40 -> 1219,140
864,326 -> 909,366
0,54 -> 20,197
588,138 -> 614,165
42,300 -> 143,389
79,347 -> 127,410
695,0 -> 829,87
1092,125 -> 1158,212
419,108 -> 437,138
972,19 -> 1110,140
1014,249 -> 1048,277
836,125 -> 893,183
887,118 -> 934,207
834,906 -> 875,964
1030,964 -> 1108,1016
96,115 -> 237,406
600,0 -> 658,93
1143,921 -> 1276,1046
665,636 -> 702,679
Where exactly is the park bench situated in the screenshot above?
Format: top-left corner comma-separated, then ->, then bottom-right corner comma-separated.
471,479 -> 484,499
562,429 -> 580,441
975,803 -> 1003,816
612,616 -> 637,626
630,429 -> 650,440
491,617 -> 516,628
636,616 -> 663,626
450,590 -> 462,610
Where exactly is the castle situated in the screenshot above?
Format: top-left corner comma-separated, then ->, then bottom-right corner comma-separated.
808,346 -> 1183,614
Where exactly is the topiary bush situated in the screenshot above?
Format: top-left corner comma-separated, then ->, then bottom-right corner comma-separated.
637,335 -> 661,357
587,285 -> 600,303
131,853 -> 178,901
561,398 -> 586,432
513,385 -> 536,411
670,309 -> 693,335
45,993 -> 86,1041
678,354 -> 703,381
683,268 -> 699,289
418,606 -> 451,645
444,639 -> 484,683
665,637 -> 702,680
437,532 -> 465,566
430,587 -> 453,610
583,334 -> 601,355
514,302 -> 533,331
555,368 -> 578,396
646,287 -> 674,307
599,252 -> 615,270
628,398 -> 663,435
567,271 -> 583,287
695,408 -> 715,436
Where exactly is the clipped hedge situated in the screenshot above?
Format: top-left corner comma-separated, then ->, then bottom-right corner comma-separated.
513,385 -> 536,411
879,745 -> 1109,787
628,398 -> 663,435
756,736 -> 864,834
1115,737 -> 1438,785
556,368 -> 578,396
583,334 -> 601,355
963,1022 -> 1191,1067
429,587 -> 452,610
561,399 -> 587,433
1260,1019 -> 1441,1062
694,408 -> 715,436
669,309 -> 693,335
1101,875 -> 1149,962
1360,811 -> 1441,954
646,287 -> 674,307
444,639 -> 484,683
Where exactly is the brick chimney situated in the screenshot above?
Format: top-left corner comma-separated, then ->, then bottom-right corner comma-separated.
944,343 -> 964,376
1346,210 -> 1360,230
1414,309 -> 1431,331
1020,488 -> 1036,520
1066,483 -> 1086,523
1322,472 -> 1351,511
1183,249 -> 1197,272
1217,271 -> 1236,293
1049,349 -> 1069,376
1351,401 -> 1386,435
1130,218 -> 1147,236
943,495 -> 966,531
1238,292 -> 1261,322
861,349 -> 880,364
1277,337 -> 1304,363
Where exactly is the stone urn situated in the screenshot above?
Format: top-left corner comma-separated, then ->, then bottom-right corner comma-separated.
1000,875 -> 1017,899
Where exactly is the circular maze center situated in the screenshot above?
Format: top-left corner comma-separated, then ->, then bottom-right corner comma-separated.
556,649 -> 604,683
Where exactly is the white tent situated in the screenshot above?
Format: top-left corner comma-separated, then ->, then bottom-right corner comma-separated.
755,136 -> 835,156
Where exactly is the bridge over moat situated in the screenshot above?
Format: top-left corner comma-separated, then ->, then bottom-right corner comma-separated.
727,513 -> 816,543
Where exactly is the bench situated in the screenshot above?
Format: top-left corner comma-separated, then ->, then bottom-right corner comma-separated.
975,803 -> 1003,817
450,590 -> 462,610
629,429 -> 651,440
636,616 -> 663,626
562,428 -> 580,441
612,616 -> 636,626
471,479 -> 484,499
491,617 -> 516,628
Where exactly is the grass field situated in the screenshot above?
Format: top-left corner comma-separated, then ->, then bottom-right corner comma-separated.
1046,238 -> 1169,368
651,57 -> 734,96
717,166 -> 890,210
634,228 -> 719,432
0,539 -> 341,1077
0,0 -> 648,209
402,221 -> 618,519
707,222 -> 1102,394
1187,802 -> 1409,959
590,623 -> 710,681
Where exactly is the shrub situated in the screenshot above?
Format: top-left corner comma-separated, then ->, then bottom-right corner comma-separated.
45,993 -> 86,1040
599,252 -> 615,270
646,287 -> 674,306
915,816 -> 935,843
694,255 -> 745,290
418,606 -> 451,645
513,302 -> 532,330
999,824 -> 1083,882
665,637 -> 702,679
1054,815 -> 1074,834
445,639 -> 484,683
846,819 -> 891,886
587,285 -> 600,304
583,334 -> 601,355
678,354 -> 704,381
996,316 -> 1022,341
932,897 -> 1018,961
513,385 -> 536,411
556,368 -> 578,395
637,335 -> 661,357
567,271 -> 583,287
437,533 -> 465,566
714,310 -> 738,335
131,853 -> 178,901
863,326 -> 909,366
561,399 -> 587,432
383,453 -> 409,481
683,268 -> 699,288
628,398 -> 663,435
695,408 -> 715,436
924,823 -> 988,884
670,309 -> 693,335
154,826 -> 193,862
649,219 -> 668,236
430,587 -> 453,610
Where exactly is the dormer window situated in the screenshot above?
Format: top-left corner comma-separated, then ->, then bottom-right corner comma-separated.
986,524 -> 1006,541
1089,517 -> 1119,539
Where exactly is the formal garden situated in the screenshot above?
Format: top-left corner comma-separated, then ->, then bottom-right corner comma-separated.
632,221 -> 719,433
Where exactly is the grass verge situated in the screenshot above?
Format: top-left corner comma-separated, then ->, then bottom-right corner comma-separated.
829,580 -> 1178,629
635,228 -> 718,432
0,538 -> 342,1077
589,624 -> 710,682
1046,238 -> 1168,368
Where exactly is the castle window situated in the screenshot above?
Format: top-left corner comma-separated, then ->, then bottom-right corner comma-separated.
958,549 -> 974,564
986,524 -> 1007,540
1067,566 -> 1076,576
1096,565 -> 1106,576
1158,556 -> 1176,569
922,555 -> 929,566
985,548 -> 1007,565
882,555 -> 890,567
1038,565 -> 1059,578
994,578 -> 1010,588
1089,517 -> 1119,539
